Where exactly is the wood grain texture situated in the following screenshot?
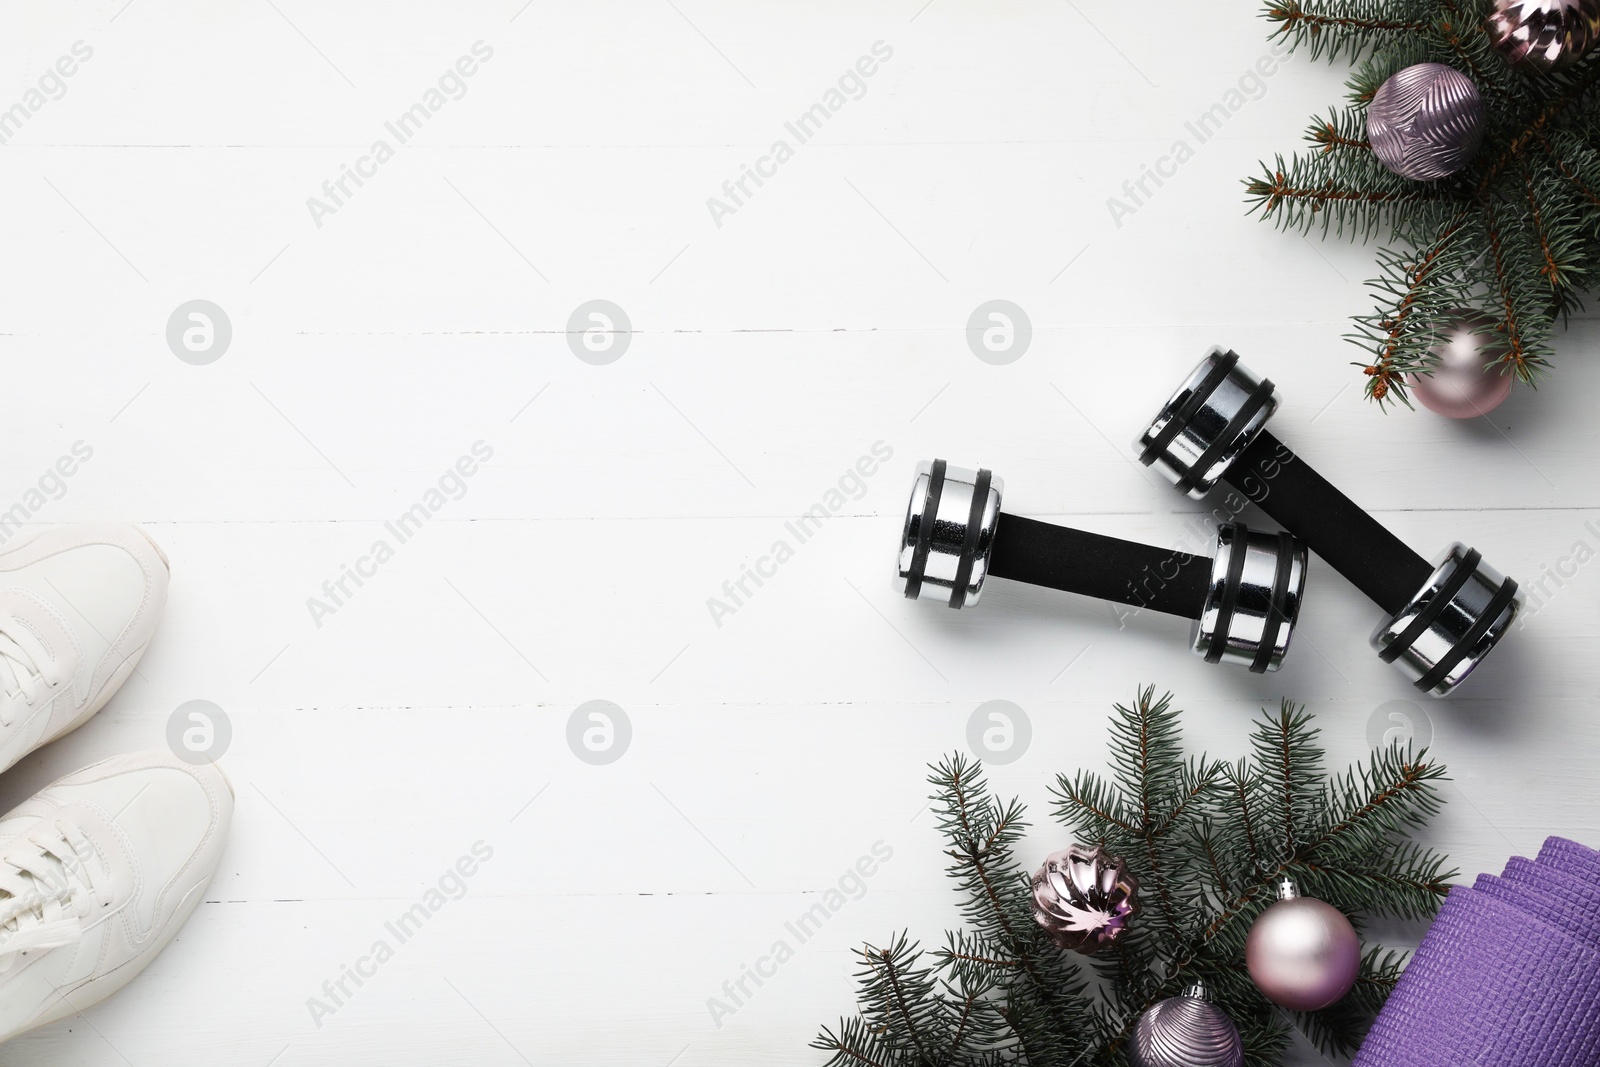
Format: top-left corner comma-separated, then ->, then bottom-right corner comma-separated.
0,2 -> 1595,1065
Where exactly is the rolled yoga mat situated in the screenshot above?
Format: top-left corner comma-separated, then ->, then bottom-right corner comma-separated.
1352,837 -> 1600,1067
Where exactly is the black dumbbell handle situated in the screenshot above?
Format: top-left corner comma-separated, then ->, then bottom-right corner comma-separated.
987,513 -> 1211,618
1232,430 -> 1432,616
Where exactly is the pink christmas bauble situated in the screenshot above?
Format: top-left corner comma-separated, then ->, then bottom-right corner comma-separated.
1407,310 -> 1514,418
1030,844 -> 1140,954
1245,894 -> 1361,1012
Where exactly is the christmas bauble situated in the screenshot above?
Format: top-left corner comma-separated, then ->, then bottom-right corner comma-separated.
1030,844 -> 1138,954
1489,0 -> 1600,72
1367,63 -> 1485,181
1128,995 -> 1244,1067
1407,310 -> 1514,418
1245,881 -> 1361,1012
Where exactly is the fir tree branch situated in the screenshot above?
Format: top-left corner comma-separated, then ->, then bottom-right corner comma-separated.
1311,118 -> 1370,152
1050,780 -> 1135,834
1473,58 -> 1600,196
1535,129 -> 1600,209
1521,161 -> 1564,285
1481,196 -> 1534,375
812,1017 -> 902,1067
1276,716 -> 1298,855
1247,173 -> 1450,214
1269,4 -> 1428,33
1310,752 -> 1445,852
943,987 -> 980,1060
820,693 -> 1453,1066
1225,761 -> 1266,883
1265,1 -> 1430,63
1200,823 -> 1233,898
1433,0 -> 1497,91
1152,773 -> 1221,841
940,950 -> 1018,969
866,941 -> 937,1063
1356,209 -> 1471,403
1252,2 -> 1600,405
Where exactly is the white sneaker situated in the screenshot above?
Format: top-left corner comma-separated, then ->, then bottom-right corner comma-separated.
0,750 -> 233,1042
0,525 -> 169,774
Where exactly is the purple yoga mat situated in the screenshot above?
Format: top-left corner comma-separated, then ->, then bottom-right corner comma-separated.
1353,838 -> 1600,1067
1539,836 -> 1600,882
1474,874 -> 1599,949
1501,858 -> 1600,946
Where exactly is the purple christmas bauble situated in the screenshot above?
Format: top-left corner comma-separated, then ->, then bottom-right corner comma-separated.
1489,0 -> 1600,72
1246,887 -> 1361,1012
1407,310 -> 1514,419
1128,996 -> 1244,1067
1368,63 -> 1485,181
1030,844 -> 1139,954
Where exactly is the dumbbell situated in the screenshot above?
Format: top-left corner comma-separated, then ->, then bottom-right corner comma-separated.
1135,350 -> 1522,696
895,459 -> 1308,672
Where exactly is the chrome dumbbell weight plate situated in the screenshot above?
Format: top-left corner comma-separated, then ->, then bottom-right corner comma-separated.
1195,525 -> 1307,673
1137,349 -> 1277,498
897,459 -> 1003,609
1371,544 -> 1521,697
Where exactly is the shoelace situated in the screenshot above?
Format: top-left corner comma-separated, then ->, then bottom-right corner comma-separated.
0,823 -> 96,967
0,624 -> 57,728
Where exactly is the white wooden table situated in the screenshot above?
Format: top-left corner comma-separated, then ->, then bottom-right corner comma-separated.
0,2 -> 1595,1063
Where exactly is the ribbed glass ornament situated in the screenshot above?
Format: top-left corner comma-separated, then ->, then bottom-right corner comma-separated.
1127,996 -> 1244,1067
1367,63 -> 1485,181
